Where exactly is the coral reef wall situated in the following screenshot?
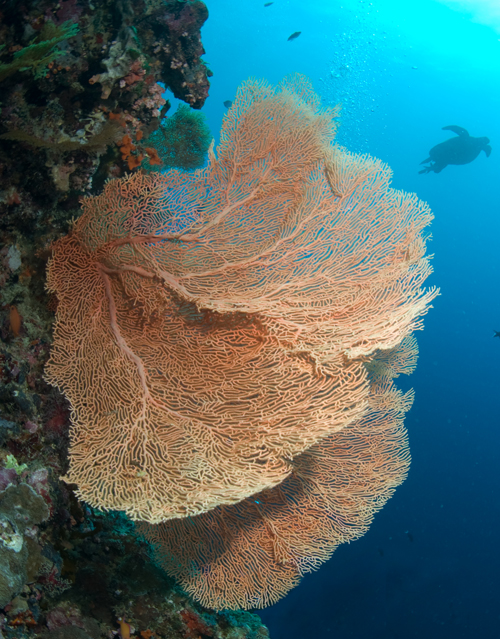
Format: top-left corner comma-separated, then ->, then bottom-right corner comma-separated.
0,0 -> 211,233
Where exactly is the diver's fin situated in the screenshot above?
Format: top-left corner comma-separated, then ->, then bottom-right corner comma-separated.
442,125 -> 469,136
484,145 -> 492,157
418,166 -> 432,174
420,157 -> 431,165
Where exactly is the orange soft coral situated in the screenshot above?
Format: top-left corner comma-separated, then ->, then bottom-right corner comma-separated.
144,146 -> 161,166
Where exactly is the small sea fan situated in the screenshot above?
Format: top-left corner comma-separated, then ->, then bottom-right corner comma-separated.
144,104 -> 211,171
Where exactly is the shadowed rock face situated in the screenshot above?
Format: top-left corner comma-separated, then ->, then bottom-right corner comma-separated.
0,484 -> 49,607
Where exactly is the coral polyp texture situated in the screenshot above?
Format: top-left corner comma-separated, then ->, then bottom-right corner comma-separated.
45,75 -> 437,605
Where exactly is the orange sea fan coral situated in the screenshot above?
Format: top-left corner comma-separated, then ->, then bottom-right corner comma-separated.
140,374 -> 413,610
45,74 -> 436,524
45,229 -> 370,521
366,334 -> 419,380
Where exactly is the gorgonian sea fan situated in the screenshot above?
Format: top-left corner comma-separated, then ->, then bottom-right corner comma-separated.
45,75 -> 437,529
140,356 -> 415,609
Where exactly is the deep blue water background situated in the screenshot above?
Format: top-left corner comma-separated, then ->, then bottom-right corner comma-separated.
170,1 -> 500,636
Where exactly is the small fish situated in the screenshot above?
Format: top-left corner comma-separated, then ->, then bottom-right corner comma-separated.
264,2 -> 273,6
223,100 -> 232,108
288,31 -> 301,41
9,305 -> 21,337
118,619 -> 131,639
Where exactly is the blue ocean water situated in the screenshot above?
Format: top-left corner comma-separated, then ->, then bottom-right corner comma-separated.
179,1 -> 499,637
